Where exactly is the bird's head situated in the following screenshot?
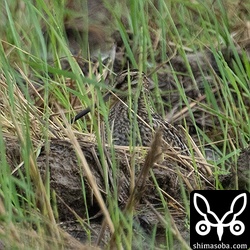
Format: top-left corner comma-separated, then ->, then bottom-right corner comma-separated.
112,69 -> 153,95
71,69 -> 153,123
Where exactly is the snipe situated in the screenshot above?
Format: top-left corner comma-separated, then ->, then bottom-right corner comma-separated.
72,69 -> 189,155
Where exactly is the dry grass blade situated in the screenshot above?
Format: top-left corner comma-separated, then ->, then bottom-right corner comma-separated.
108,130 -> 164,248
180,126 -> 213,177
55,103 -> 115,234
56,194 -> 105,248
4,98 -> 61,243
145,200 -> 191,250
1,194 -> 97,250
0,75 -> 61,139
171,87 -> 219,123
125,129 -> 163,212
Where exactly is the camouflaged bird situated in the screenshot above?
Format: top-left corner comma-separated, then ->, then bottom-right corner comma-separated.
72,69 -> 190,155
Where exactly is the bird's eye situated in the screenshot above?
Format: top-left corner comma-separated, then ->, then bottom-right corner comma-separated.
114,75 -> 126,89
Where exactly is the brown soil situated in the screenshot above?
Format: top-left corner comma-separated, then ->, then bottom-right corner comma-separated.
3,128 -> 249,248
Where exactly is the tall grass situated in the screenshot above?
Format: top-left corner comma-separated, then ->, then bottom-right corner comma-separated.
0,0 -> 249,249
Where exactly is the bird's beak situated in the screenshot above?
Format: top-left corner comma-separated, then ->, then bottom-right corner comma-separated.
71,91 -> 112,123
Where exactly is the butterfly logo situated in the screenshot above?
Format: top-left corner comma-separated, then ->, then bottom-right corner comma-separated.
193,193 -> 247,241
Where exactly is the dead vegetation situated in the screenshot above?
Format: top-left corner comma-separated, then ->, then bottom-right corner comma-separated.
1,44 -> 249,248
